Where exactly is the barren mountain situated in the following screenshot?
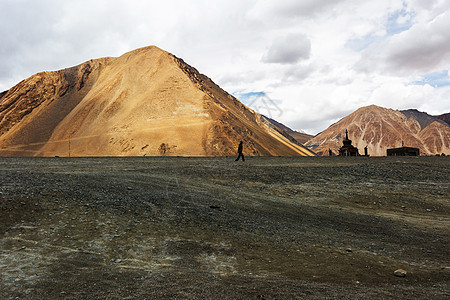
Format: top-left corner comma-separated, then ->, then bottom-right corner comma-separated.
0,46 -> 314,157
265,116 -> 314,145
305,105 -> 450,156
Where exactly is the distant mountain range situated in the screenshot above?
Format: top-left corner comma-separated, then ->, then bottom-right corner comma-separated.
1,46 -> 447,157
0,46 -> 314,157
305,105 -> 450,156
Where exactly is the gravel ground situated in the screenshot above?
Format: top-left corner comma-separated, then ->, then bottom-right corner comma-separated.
0,156 -> 449,299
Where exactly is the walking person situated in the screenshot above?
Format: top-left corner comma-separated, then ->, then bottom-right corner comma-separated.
235,141 -> 245,161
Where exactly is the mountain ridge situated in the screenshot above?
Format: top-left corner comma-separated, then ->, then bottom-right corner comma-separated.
0,46 -> 314,157
264,116 -> 314,145
305,105 -> 450,156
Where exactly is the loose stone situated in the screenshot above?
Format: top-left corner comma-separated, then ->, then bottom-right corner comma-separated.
394,269 -> 407,277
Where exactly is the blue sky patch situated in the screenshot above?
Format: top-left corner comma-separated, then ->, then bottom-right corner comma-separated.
346,7 -> 414,52
345,35 -> 383,52
234,91 -> 267,103
410,70 -> 450,88
386,8 -> 414,36
233,91 -> 284,118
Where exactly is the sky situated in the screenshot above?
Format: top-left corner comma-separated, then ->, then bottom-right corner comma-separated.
1,0 -> 449,134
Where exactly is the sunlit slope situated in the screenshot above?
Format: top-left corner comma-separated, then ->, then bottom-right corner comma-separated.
305,105 -> 450,156
0,46 -> 314,157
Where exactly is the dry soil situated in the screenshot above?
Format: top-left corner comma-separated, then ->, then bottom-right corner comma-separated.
0,156 -> 449,299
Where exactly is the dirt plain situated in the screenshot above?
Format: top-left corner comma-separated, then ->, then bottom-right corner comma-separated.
0,156 -> 449,299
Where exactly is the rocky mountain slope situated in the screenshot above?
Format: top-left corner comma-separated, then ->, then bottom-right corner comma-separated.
0,46 -> 314,157
265,116 -> 314,145
305,105 -> 450,156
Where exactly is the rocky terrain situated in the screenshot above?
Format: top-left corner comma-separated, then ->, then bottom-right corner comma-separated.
305,105 -> 450,156
0,46 -> 313,157
265,116 -> 314,145
1,156 -> 448,299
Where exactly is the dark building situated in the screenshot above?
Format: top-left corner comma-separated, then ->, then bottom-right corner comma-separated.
387,147 -> 420,156
339,130 -> 360,156
364,146 -> 369,157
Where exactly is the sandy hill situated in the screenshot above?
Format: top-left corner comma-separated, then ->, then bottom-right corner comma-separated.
0,46 -> 314,157
305,105 -> 450,156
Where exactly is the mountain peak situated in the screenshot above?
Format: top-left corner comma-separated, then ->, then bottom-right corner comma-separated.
400,108 -> 446,129
119,45 -> 168,58
360,104 -> 381,110
0,46 -> 313,157
305,105 -> 450,156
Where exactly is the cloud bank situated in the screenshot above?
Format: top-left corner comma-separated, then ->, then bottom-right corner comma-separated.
1,0 -> 449,134
262,34 -> 311,64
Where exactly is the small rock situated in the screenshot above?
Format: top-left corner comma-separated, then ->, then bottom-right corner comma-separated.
394,269 -> 407,277
209,205 -> 221,210
127,187 -> 133,190
426,209 -> 432,212
345,248 -> 353,253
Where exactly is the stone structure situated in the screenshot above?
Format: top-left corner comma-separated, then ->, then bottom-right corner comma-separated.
338,130 -> 359,156
387,147 -> 420,156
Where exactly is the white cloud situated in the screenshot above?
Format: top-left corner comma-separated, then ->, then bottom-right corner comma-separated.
368,81 -> 436,109
359,12 -> 450,75
0,0 -> 449,134
262,33 -> 311,64
248,0 -> 348,20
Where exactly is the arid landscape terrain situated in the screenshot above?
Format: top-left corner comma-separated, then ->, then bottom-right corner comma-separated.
0,46 -> 313,158
305,105 -> 450,156
1,156 -> 448,299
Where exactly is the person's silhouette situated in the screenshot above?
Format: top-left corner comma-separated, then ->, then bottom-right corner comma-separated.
235,141 -> 245,161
